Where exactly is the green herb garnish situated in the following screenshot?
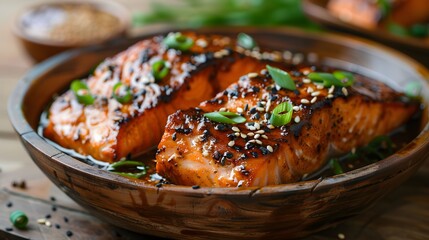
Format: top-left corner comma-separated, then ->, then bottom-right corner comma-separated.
151,60 -> 170,81
329,158 -> 343,175
10,210 -> 28,229
112,83 -> 133,104
204,111 -> 246,124
108,160 -> 147,179
267,65 -> 296,91
237,33 -> 256,49
404,82 -> 422,98
269,101 -> 293,127
163,32 -> 194,51
308,71 -> 355,87
70,80 -> 95,105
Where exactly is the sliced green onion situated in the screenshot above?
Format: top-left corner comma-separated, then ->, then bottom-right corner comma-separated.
10,210 -> 28,229
109,160 -> 146,169
70,80 -> 95,105
237,33 -> 256,49
308,71 -> 355,87
108,160 -> 147,179
404,82 -> 422,98
204,111 -> 246,124
387,22 -> 408,37
151,60 -> 170,81
163,32 -> 194,51
377,0 -> 392,18
269,101 -> 293,127
267,65 -> 296,91
329,158 -> 343,175
112,83 -> 132,104
332,71 -> 355,87
409,24 -> 429,38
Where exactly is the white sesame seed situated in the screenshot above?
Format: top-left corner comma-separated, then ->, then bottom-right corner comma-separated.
261,135 -> 268,139
311,96 -> 317,103
255,140 -> 262,145
196,39 -> 208,48
219,108 -> 226,112
214,51 -> 223,58
232,126 -> 240,132
248,126 -> 256,131
267,145 -> 274,152
294,116 -> 301,123
241,133 -> 247,138
37,218 -> 46,224
303,78 -> 311,84
202,151 -> 209,157
234,132 -> 240,136
316,84 -> 324,89
311,91 -> 320,96
255,130 -> 265,134
237,107 -> 243,113
268,124 -> 275,129
283,51 -> 293,61
254,134 -> 261,139
247,132 -> 255,137
228,140 -> 235,147
247,72 -> 258,78
307,87 -> 314,93
260,101 -> 266,105
329,85 -> 335,94
293,106 -> 300,111
351,147 -> 356,154
254,122 -> 261,129
301,99 -> 310,104
260,69 -> 267,75
248,139 -> 256,143
256,107 -> 265,112
342,87 -> 348,96
265,99 -> 271,112
327,94 -> 334,99
45,221 -> 52,227
337,233 -> 346,240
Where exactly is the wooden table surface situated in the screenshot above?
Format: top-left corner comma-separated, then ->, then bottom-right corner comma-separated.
0,1 -> 428,239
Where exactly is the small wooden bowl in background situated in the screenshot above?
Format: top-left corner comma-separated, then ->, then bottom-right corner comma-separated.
12,0 -> 130,63
302,0 -> 429,67
8,27 -> 429,239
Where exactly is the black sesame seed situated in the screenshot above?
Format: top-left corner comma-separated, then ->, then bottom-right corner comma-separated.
293,90 -> 300,95
251,113 -> 260,120
260,147 -> 269,155
46,214 -> 51,219
251,86 -> 260,93
249,107 -> 257,114
244,104 -> 249,112
64,217 -> 69,223
52,205 -> 57,212
214,124 -> 227,131
155,182 -> 163,188
233,146 -> 242,151
66,230 -> 73,237
172,132 -> 177,141
55,224 -> 61,229
220,156 -> 226,166
270,95 -> 278,101
264,113 -> 271,120
251,152 -> 259,158
6,227 -> 13,231
225,152 -> 233,159
227,133 -> 236,140
239,154 -> 248,160
241,170 -> 250,176
192,185 -> 200,189
213,151 -> 221,160
6,202 -> 12,208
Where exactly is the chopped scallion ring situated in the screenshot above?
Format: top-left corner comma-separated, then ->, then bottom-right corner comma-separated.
151,60 -> 170,81
329,158 -> 343,175
112,82 -> 133,104
267,65 -> 296,91
237,32 -> 257,50
108,160 -> 147,179
269,101 -> 293,127
163,32 -> 194,51
204,111 -> 246,124
70,80 -> 95,105
308,71 -> 355,87
404,82 -> 422,98
10,210 -> 28,229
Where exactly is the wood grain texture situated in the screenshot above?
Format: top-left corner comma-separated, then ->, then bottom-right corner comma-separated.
7,27 -> 429,239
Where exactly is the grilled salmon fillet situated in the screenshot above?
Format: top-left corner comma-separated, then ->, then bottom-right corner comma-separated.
44,32 -> 272,162
156,66 -> 418,187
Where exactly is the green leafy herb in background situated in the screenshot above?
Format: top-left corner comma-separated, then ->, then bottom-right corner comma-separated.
133,0 -> 320,30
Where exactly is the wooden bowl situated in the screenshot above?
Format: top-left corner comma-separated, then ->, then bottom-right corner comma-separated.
8,27 -> 429,239
302,0 -> 429,67
12,0 -> 130,63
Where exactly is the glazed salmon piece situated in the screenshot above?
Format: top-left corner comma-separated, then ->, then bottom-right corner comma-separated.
156,67 -> 418,187
44,32 -> 268,162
